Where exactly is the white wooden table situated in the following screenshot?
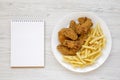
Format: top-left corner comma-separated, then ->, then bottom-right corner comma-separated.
0,0 -> 120,80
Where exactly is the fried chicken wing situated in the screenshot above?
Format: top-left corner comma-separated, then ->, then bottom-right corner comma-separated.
78,17 -> 87,24
63,40 -> 81,49
69,20 -> 76,31
75,18 -> 93,34
63,28 -> 78,40
58,28 -> 68,43
57,44 -> 77,56
78,34 -> 88,45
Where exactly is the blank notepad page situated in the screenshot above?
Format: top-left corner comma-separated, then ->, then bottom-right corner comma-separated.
11,20 -> 44,67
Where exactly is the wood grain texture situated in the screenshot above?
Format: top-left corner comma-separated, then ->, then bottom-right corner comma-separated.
0,0 -> 120,80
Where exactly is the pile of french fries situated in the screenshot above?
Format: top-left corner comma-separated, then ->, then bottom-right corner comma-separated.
63,24 -> 106,68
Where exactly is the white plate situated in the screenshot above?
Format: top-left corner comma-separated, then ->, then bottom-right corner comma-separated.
51,12 -> 112,73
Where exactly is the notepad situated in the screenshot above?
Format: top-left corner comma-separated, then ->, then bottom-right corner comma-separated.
11,20 -> 44,67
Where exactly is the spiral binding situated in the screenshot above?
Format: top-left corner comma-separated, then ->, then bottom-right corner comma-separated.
12,16 -> 44,22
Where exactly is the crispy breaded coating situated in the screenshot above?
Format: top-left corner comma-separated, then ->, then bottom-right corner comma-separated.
75,18 -> 93,34
63,40 -> 81,50
78,34 -> 88,45
69,20 -> 76,31
63,28 -> 78,40
57,44 -> 77,56
58,28 -> 68,43
63,34 -> 88,50
78,17 -> 87,24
